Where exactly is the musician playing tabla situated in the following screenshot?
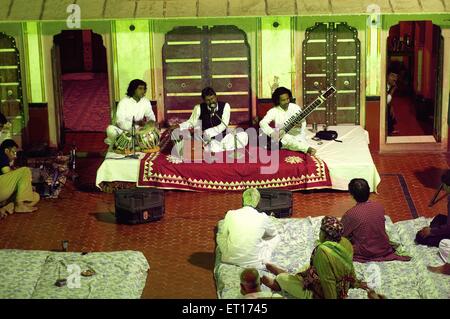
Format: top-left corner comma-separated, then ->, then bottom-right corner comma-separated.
105,79 -> 156,148
260,87 -> 316,156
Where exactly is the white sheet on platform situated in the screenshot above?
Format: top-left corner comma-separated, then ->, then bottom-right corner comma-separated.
305,125 -> 380,192
95,152 -> 145,187
96,125 -> 380,192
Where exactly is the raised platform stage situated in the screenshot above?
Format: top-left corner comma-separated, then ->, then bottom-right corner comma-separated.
95,125 -> 380,192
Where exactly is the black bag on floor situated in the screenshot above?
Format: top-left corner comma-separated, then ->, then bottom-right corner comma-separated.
114,188 -> 164,224
315,130 -> 338,140
256,189 -> 292,218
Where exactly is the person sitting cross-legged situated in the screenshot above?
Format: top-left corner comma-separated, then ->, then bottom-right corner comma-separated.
342,178 -> 411,262
0,139 -> 40,219
216,188 -> 280,268
261,216 -> 385,299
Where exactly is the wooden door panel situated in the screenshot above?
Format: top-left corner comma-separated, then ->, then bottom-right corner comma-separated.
164,45 -> 201,59
304,77 -> 327,91
336,94 -> 357,107
335,78 -> 357,90
0,69 -> 19,82
336,42 -> 357,56
0,52 -> 17,65
303,24 -> 329,125
336,60 -> 358,72
305,111 -> 327,124
304,42 -> 326,54
165,96 -> 201,109
334,23 -> 360,125
164,62 -> 203,76
336,110 -> 356,123
165,79 -> 204,93
212,78 -> 249,92
304,60 -> 327,74
210,61 -> 249,74
166,27 -> 203,41
210,44 -> 248,57
210,26 -> 246,40
217,94 -> 250,108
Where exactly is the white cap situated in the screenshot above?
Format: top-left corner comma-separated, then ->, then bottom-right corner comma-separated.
439,239 -> 450,263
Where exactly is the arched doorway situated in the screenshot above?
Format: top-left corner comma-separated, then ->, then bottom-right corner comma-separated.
386,21 -> 443,140
52,30 -> 110,148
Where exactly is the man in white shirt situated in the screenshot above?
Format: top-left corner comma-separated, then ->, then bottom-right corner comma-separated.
259,87 -> 316,156
216,188 -> 280,268
172,87 -> 248,153
105,79 -> 156,147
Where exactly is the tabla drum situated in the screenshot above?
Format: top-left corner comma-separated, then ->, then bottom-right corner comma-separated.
136,123 -> 160,153
113,131 -> 133,154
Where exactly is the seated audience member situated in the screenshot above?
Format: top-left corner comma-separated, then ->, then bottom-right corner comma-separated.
238,268 -> 282,299
416,171 -> 450,247
261,216 -> 385,299
342,178 -> 410,262
0,139 -> 39,218
216,188 -> 279,268
427,239 -> 450,275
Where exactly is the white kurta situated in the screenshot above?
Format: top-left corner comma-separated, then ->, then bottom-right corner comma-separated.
178,103 -> 248,153
105,96 -> 156,145
216,206 -> 279,268
259,103 -> 310,153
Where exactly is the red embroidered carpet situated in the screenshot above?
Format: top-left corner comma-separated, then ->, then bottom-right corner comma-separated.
138,134 -> 331,191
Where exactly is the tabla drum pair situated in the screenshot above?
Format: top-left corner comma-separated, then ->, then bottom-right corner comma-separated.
113,123 -> 160,154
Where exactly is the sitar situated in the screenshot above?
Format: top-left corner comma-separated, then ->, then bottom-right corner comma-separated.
262,86 -> 337,149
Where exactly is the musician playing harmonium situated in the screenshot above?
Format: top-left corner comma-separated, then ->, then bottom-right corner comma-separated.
171,87 -> 248,154
259,87 -> 316,156
105,79 -> 159,153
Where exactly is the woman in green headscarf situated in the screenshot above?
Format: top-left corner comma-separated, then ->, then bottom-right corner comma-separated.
261,216 -> 383,299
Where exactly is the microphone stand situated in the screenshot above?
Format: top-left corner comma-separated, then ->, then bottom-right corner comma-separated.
212,112 -> 252,160
125,116 -> 139,159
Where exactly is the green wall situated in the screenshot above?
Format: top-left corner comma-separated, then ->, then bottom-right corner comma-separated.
113,20 -> 152,102
0,22 -> 27,134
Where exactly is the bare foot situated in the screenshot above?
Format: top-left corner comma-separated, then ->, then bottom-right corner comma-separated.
265,263 -> 286,275
0,203 -> 14,219
427,264 -> 450,275
14,204 -> 38,213
261,275 -> 281,291
3,203 -> 14,215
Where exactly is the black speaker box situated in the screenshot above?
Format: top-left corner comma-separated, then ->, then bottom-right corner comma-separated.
114,188 -> 164,224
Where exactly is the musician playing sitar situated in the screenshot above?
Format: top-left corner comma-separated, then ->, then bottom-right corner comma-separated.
105,79 -> 157,150
260,87 -> 316,156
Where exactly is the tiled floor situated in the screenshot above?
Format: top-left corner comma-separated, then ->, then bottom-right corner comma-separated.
0,152 -> 448,298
